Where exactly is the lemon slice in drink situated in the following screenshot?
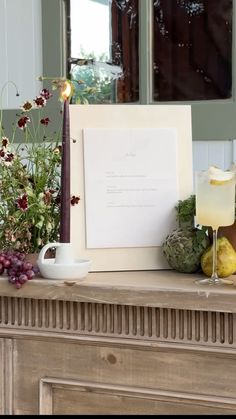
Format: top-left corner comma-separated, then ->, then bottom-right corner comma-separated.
208,166 -> 234,185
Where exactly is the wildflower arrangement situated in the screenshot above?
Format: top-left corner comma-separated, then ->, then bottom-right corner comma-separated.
0,86 -> 63,253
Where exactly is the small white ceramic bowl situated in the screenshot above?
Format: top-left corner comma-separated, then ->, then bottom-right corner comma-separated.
38,258 -> 91,280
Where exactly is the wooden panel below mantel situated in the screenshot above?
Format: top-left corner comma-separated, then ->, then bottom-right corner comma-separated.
0,269 -> 236,414
0,270 -> 236,313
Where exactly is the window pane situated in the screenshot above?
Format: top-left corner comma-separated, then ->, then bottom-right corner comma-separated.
68,0 -> 139,104
153,0 -> 232,101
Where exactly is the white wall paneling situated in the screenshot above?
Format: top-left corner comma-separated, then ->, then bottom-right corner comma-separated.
0,0 -> 42,109
192,140 -> 235,192
193,140 -> 234,172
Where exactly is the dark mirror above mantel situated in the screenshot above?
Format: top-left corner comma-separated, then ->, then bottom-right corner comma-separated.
56,0 -> 233,105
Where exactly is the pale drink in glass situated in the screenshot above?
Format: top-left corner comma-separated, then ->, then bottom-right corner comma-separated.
195,168 -> 235,285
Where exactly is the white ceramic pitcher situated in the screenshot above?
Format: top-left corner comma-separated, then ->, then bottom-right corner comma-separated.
38,242 -> 75,265
37,242 -> 91,280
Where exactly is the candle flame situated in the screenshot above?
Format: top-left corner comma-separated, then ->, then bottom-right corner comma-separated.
61,81 -> 72,100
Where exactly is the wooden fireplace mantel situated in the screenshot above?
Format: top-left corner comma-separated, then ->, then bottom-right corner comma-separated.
1,270 -> 236,415
1,270 -> 236,311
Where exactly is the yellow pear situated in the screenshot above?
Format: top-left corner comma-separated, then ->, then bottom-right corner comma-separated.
201,237 -> 236,278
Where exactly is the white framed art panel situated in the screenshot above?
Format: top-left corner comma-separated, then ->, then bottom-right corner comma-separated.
70,105 -> 193,271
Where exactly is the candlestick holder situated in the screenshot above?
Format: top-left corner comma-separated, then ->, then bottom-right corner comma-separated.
37,242 -> 91,280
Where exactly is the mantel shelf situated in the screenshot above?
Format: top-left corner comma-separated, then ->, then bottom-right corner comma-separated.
0,270 -> 236,312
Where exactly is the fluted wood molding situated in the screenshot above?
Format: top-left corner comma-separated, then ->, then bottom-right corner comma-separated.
0,296 -> 235,348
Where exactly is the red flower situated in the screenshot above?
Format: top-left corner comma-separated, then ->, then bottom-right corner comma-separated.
40,117 -> 50,126
2,137 -> 9,147
16,194 -> 28,211
5,152 -> 14,162
34,96 -> 46,108
71,195 -> 80,206
17,116 -> 30,130
40,89 -> 52,100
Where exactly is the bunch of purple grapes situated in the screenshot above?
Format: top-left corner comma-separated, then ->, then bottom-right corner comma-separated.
0,250 -> 39,289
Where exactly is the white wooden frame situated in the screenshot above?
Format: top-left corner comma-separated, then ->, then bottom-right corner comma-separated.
70,105 -> 193,271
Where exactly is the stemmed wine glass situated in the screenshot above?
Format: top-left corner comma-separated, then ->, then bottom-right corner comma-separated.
195,168 -> 236,285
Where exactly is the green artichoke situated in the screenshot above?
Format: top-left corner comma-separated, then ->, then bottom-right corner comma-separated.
162,227 -> 210,273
